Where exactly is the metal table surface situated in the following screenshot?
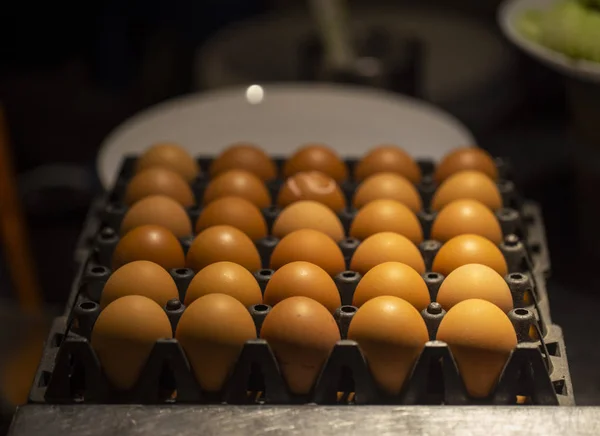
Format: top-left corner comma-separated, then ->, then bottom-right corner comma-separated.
8,404 -> 600,436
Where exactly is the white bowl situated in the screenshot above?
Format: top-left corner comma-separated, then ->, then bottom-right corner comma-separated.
498,0 -> 600,83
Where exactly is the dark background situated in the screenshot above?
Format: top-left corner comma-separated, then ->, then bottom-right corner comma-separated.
0,0 -> 598,425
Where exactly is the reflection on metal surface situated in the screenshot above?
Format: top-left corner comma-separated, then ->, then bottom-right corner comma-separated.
246,85 -> 264,105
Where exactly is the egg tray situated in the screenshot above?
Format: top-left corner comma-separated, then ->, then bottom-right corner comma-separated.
100,155 -> 549,276
29,257 -> 573,406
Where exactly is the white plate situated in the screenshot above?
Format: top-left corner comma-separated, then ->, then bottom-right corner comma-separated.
98,83 -> 474,188
498,0 -> 600,83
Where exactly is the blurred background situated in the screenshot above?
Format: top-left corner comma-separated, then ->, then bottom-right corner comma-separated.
0,0 -> 598,431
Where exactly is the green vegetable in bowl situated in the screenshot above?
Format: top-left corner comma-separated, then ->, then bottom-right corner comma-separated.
519,1 -> 600,63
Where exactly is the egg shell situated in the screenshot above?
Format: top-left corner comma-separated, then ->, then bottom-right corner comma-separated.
269,229 -> 346,276
435,147 -> 498,184
100,260 -> 179,308
264,261 -> 341,313
124,168 -> 195,207
210,143 -> 277,181
348,296 -> 429,395
432,234 -> 508,277
354,145 -> 421,183
260,296 -> 341,394
431,170 -> 502,211
135,143 -> 200,182
350,232 -> 425,275
349,199 -> 423,244
272,201 -> 345,241
91,295 -> 173,390
283,144 -> 348,182
436,298 -> 517,398
202,169 -> 271,208
186,225 -> 261,272
277,171 -> 346,212
352,262 -> 430,310
352,172 -> 422,212
121,195 -> 192,238
431,199 -> 503,244
112,225 -> 185,270
176,293 -> 257,392
195,196 -> 267,241
184,261 -> 263,307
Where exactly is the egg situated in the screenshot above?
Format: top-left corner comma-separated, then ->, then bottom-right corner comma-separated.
270,229 -> 346,276
202,169 -> 271,208
350,232 -> 425,275
431,199 -> 502,244
120,195 -> 192,238
352,262 -> 430,310
432,234 -> 507,276
431,170 -> 502,211
352,172 -> 422,212
195,196 -> 267,241
354,145 -> 421,183
186,225 -> 261,272
283,144 -> 348,182
349,199 -> 423,243
435,147 -> 498,184
135,143 -> 200,182
176,293 -> 257,392
184,261 -> 263,307
210,143 -> 277,181
264,261 -> 341,313
112,225 -> 185,270
260,296 -> 340,394
91,295 -> 173,390
436,298 -> 517,398
272,201 -> 345,241
124,168 -> 195,207
436,264 -> 513,313
348,296 -> 428,395
100,260 -> 179,308
277,171 -> 346,212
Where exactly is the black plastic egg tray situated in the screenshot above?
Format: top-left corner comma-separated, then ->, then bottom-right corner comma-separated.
29,155 -> 571,406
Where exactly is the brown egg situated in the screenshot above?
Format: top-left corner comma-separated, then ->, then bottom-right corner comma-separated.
264,261 -> 341,313
349,199 -> 423,243
203,169 -> 271,208
431,199 -> 502,244
260,296 -> 340,394
348,296 -> 428,395
436,264 -> 512,313
186,225 -> 261,272
210,143 -> 277,181
352,262 -> 430,310
354,145 -> 421,183
431,170 -> 502,211
125,168 -> 195,207
270,229 -> 345,276
176,293 -> 257,392
136,143 -> 200,182
277,171 -> 346,212
436,298 -> 517,398
272,201 -> 345,241
432,234 -> 507,277
100,260 -> 179,309
91,295 -> 173,390
195,196 -> 267,241
184,261 -> 263,307
352,172 -> 422,212
121,195 -> 192,238
435,147 -> 498,184
112,225 -> 185,270
283,144 -> 348,182
350,232 -> 425,275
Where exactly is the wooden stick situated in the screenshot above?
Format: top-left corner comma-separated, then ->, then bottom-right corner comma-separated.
0,105 -> 42,314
